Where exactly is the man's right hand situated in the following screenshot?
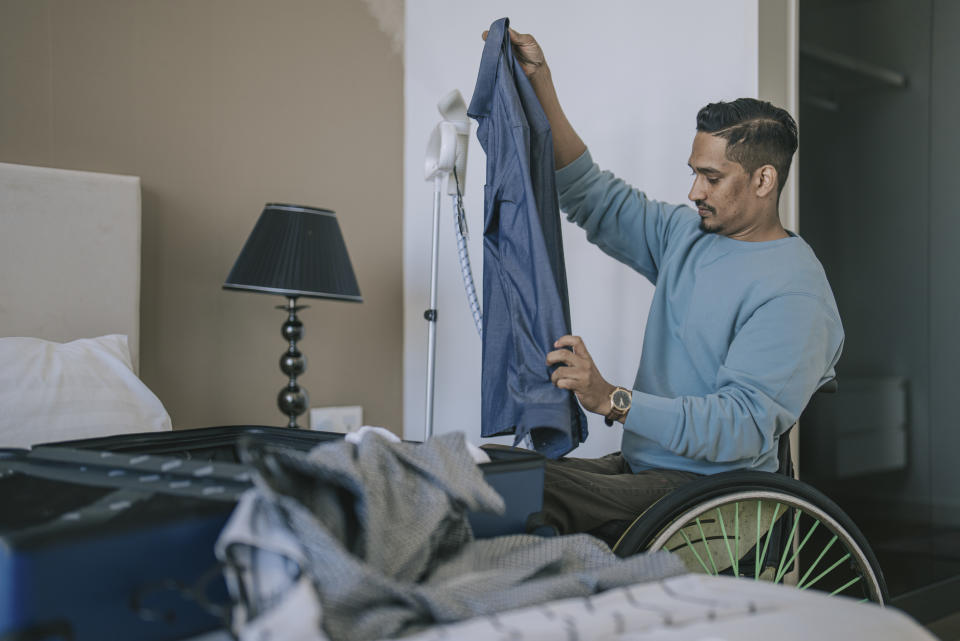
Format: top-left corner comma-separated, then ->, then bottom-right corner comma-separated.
482,27 -> 547,78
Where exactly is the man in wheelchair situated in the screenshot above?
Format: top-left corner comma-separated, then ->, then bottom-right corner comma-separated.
499,28 -> 844,549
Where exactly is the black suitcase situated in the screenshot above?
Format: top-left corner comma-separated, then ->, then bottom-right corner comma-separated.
1,427 -> 545,641
51,426 -> 546,537
0,445 -> 249,641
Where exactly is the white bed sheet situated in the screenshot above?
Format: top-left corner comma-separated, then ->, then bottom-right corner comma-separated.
400,574 -> 934,641
183,574 -> 933,641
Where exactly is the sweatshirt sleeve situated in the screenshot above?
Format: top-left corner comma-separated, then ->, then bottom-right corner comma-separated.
556,149 -> 692,284
624,293 -> 844,464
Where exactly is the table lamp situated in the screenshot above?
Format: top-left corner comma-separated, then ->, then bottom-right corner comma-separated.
224,203 -> 362,428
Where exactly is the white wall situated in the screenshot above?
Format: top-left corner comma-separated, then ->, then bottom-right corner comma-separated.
404,1 -> 759,455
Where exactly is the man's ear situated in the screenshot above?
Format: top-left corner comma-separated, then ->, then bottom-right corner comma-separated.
755,164 -> 778,198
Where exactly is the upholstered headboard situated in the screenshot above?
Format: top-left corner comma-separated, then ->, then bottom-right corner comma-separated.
0,162 -> 141,372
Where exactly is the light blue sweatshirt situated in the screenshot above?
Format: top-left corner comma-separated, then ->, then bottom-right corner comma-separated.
556,150 -> 843,474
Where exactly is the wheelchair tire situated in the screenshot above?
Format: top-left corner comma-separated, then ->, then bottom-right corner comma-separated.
612,470 -> 889,605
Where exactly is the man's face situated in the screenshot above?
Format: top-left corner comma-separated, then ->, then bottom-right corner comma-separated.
687,132 -> 756,237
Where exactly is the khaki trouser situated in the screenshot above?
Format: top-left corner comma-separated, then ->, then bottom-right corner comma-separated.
542,452 -> 700,547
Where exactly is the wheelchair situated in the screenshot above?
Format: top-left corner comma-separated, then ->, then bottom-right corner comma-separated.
607,380 -> 889,605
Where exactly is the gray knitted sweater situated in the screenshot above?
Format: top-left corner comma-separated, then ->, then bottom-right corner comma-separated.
216,433 -> 685,641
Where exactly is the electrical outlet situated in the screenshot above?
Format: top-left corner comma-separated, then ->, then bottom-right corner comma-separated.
310,405 -> 363,433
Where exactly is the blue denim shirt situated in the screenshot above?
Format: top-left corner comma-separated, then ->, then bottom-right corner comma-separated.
468,17 -> 587,458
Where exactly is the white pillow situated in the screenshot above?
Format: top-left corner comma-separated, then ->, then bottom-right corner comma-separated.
0,334 -> 172,448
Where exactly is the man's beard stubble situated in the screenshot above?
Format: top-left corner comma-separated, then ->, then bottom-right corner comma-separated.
696,200 -> 718,234
699,217 -> 719,234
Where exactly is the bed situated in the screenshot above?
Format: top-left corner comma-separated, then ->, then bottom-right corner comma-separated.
0,162 -> 933,641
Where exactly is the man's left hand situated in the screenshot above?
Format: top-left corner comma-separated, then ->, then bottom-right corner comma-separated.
546,335 -> 615,416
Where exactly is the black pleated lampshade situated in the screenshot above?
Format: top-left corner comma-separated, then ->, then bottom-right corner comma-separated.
224,203 -> 362,301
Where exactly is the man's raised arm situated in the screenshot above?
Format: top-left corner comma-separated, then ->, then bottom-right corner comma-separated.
483,27 -> 586,168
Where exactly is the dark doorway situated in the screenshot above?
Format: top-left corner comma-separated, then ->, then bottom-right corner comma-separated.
799,0 -> 960,623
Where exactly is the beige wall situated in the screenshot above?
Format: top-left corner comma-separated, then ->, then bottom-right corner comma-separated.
0,0 -> 404,431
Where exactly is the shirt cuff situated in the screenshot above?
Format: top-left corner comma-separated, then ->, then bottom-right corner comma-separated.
624,390 -> 682,448
555,149 -> 594,192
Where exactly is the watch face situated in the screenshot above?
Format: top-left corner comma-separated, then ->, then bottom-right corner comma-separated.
613,389 -> 631,410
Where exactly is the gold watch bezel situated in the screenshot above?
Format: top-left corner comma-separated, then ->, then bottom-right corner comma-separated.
606,386 -> 632,423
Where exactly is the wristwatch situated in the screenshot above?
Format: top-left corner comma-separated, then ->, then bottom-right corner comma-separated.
604,386 -> 632,426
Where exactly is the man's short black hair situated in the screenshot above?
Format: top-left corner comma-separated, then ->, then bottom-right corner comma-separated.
696,98 -> 798,193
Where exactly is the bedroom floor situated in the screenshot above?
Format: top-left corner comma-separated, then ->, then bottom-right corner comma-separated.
929,614 -> 960,641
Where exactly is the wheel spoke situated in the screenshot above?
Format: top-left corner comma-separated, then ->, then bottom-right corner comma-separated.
778,519 -> 821,578
716,506 -> 739,577
797,534 -> 838,588
799,552 -> 850,591
756,502 -> 781,577
680,528 -> 713,574
830,575 -> 863,596
755,500 -> 763,580
696,517 -> 719,575
774,510 -> 802,584
735,502 -> 740,576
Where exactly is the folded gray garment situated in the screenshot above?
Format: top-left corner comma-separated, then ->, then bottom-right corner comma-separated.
216,432 -> 686,641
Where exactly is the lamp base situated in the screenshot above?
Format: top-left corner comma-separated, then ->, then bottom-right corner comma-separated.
276,297 -> 309,428
278,384 -> 308,429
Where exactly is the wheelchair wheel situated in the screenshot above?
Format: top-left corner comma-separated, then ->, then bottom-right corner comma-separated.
612,471 -> 888,605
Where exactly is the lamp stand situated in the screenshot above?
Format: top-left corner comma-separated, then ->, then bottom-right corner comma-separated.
276,297 -> 309,428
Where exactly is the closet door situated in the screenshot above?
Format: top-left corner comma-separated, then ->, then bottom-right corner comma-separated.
798,0 -> 935,599
929,0 -> 960,553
